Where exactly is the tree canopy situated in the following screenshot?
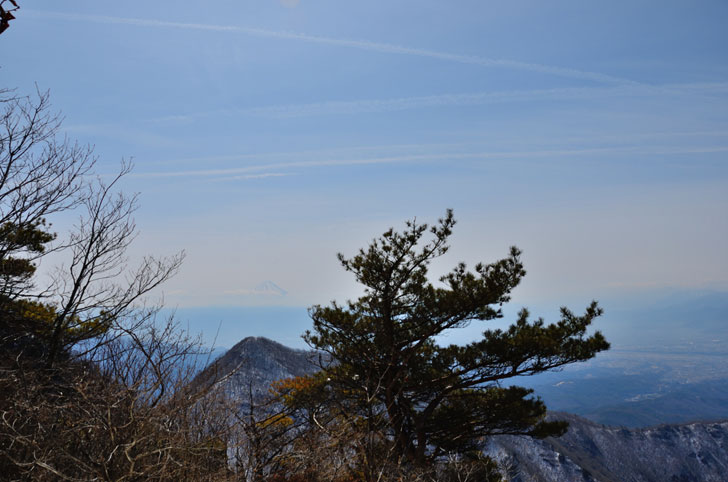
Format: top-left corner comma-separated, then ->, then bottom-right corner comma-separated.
294,210 -> 609,479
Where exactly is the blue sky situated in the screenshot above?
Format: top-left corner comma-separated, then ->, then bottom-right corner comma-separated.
2,1 -> 727,347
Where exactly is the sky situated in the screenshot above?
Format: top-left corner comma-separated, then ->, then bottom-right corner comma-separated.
2,1 -> 727,347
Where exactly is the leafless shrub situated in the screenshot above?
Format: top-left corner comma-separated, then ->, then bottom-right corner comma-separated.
0,313 -> 236,481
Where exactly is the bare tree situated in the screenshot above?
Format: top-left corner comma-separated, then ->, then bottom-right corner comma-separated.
0,88 -> 228,479
0,89 -> 93,228
0,88 -> 184,366
45,161 -> 184,366
0,88 -> 94,300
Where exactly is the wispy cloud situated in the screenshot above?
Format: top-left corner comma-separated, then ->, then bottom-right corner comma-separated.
208,172 -> 292,182
132,155 -> 444,179
156,87 -> 614,121
141,130 -> 728,168
130,144 -> 728,181
142,81 -> 728,123
242,88 -> 613,118
28,10 -> 636,85
227,81 -> 728,118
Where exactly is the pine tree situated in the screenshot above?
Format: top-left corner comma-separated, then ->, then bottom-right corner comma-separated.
302,210 -> 610,476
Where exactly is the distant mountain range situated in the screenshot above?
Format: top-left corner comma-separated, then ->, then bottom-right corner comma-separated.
199,336 -> 728,482
488,412 -> 728,482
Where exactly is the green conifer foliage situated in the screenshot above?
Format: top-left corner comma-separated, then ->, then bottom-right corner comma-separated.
303,210 -> 610,471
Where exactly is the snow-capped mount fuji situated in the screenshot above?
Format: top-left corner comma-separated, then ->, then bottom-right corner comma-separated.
223,281 -> 288,298
252,281 -> 288,297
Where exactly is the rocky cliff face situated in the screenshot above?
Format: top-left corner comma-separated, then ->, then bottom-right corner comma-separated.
488,412 -> 728,482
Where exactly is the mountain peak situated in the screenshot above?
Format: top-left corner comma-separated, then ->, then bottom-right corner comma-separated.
254,281 -> 288,297
197,335 -> 318,402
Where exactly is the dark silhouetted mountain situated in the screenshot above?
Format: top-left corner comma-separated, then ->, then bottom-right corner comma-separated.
194,336 -> 319,402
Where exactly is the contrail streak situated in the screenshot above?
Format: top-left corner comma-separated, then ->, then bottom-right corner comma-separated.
141,82 -> 728,122
28,10 -> 637,85
131,144 -> 728,180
